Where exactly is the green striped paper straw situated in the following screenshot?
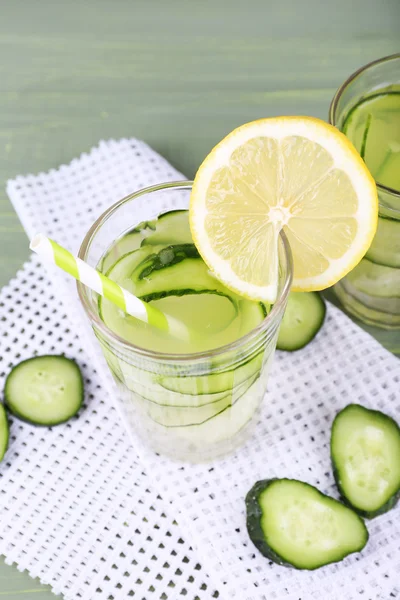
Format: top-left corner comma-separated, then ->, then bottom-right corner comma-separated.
30,233 -> 190,341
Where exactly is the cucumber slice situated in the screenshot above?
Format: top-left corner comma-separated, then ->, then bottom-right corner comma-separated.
136,243 -> 199,276
143,373 -> 258,427
375,146 -> 400,192
131,379 -> 234,407
277,292 -> 326,351
100,242 -> 266,352
100,231 -> 141,273
346,258 -> 400,298
99,291 -> 242,353
132,219 -> 157,233
100,211 -> 191,272
100,220 -> 156,273
141,209 -> 192,246
103,244 -> 232,299
342,282 -> 400,316
366,216 -> 400,268
149,371 -> 265,447
246,478 -> 368,570
336,280 -> 400,328
331,404 -> 400,518
159,351 -> 264,395
4,356 -> 84,426
0,404 -> 9,462
131,246 -> 230,299
114,345 -> 264,401
105,244 -> 166,280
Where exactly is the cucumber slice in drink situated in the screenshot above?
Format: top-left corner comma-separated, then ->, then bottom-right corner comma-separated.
101,210 -> 192,272
131,379 -> 235,407
112,340 -> 264,400
141,209 -> 192,246
149,371 -> 266,446
375,145 -> 400,191
346,258 -> 400,298
0,404 -> 9,462
159,350 -> 264,395
131,245 -> 230,298
99,290 -> 241,350
246,479 -> 368,570
100,289 -> 263,355
4,356 -> 84,426
366,215 -> 400,268
100,242 -> 266,353
136,257 -> 224,299
331,404 -> 400,518
277,292 -> 326,351
104,243 -> 232,299
100,220 -> 156,273
143,373 -> 258,427
143,389 -> 232,427
105,244 -> 166,280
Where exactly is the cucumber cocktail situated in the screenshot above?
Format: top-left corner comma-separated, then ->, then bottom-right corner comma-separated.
330,54 -> 400,342
78,182 -> 292,462
78,115 -> 377,461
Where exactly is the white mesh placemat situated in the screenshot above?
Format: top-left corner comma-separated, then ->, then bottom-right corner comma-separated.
2,138 -> 400,600
1,141 -> 218,600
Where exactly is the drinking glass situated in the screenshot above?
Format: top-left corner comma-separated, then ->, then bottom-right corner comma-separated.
329,54 -> 400,352
78,182 -> 292,462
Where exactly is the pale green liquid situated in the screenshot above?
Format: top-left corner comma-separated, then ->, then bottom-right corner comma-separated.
343,92 -> 400,190
335,91 -> 400,334
98,210 -> 266,353
95,210 -> 272,460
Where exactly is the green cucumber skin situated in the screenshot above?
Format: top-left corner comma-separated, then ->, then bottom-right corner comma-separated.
157,209 -> 187,220
332,464 -> 400,519
140,288 -> 235,305
331,404 -> 400,519
130,219 -> 156,233
138,244 -> 200,279
366,255 -> 400,269
104,245 -> 165,278
365,214 -> 400,269
141,288 -> 267,318
246,479 -> 293,568
105,342 -> 265,403
141,210 -> 191,246
0,403 -> 9,462
5,405 -> 84,428
245,478 -> 368,570
4,355 -> 84,427
277,292 -> 326,352
342,91 -> 400,137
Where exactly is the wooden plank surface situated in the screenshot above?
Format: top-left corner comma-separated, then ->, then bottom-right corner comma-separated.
0,0 -> 398,597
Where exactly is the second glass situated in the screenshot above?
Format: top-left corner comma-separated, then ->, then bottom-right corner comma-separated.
77,182 -> 292,462
329,54 -> 400,349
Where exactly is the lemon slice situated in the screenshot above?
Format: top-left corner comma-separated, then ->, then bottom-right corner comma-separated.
190,116 -> 378,302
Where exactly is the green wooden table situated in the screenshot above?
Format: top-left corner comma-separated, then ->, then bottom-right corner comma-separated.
0,0 -> 398,597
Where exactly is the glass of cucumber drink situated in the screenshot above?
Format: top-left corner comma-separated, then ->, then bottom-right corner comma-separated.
78,182 -> 292,462
329,54 -> 400,346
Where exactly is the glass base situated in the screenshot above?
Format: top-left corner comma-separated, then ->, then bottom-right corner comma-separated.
332,283 -> 400,355
140,413 -> 259,464
113,370 -> 268,463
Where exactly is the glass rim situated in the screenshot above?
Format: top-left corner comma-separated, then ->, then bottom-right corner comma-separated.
77,180 -> 293,363
329,53 -> 400,199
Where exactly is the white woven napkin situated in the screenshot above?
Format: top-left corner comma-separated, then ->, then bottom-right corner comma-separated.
1,141 -> 218,600
2,138 -> 399,600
